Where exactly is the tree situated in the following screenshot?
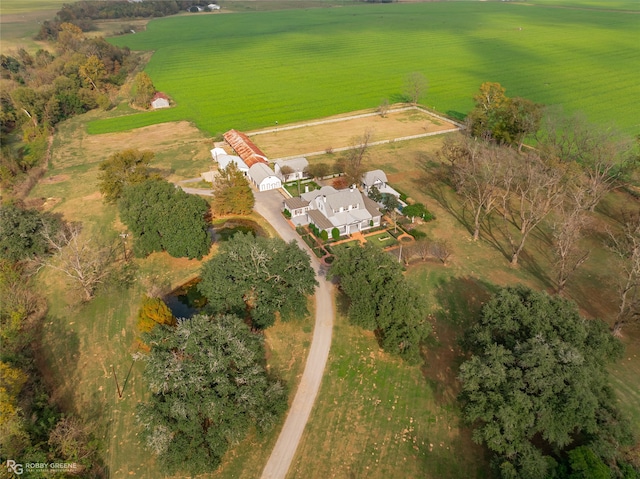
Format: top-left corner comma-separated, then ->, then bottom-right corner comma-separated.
552,195 -> 590,295
137,314 -> 288,476
137,295 -> 176,333
467,83 -> 541,149
39,223 -> 118,301
0,204 -> 60,261
442,136 -> 504,241
401,202 -> 429,223
429,239 -> 452,266
538,110 -> 634,211
499,152 -> 569,266
342,129 -> 373,187
211,162 -> 254,216
198,233 -> 317,329
78,55 -> 106,91
377,98 -> 390,117
305,162 -> 329,180
132,72 -> 156,108
329,243 -> 430,362
607,211 -> 640,336
459,286 -> 628,479
118,179 -> 210,259
97,149 -> 156,204
403,72 -> 428,105
382,194 -> 401,232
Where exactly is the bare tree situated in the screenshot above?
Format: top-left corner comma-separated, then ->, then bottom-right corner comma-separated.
444,136 -> 504,241
39,223 -> 118,301
499,152 -> 568,266
430,240 -> 452,266
607,211 -> 640,336
414,238 -> 431,262
538,110 -> 633,211
403,72 -> 428,106
378,98 -> 390,118
552,193 -> 591,294
343,129 -> 373,187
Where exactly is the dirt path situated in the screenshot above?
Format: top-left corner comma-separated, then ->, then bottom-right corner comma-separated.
253,190 -> 334,479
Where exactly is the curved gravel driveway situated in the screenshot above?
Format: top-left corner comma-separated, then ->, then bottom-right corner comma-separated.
253,190 -> 334,479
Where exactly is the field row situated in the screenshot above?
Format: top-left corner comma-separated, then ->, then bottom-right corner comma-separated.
89,3 -> 640,136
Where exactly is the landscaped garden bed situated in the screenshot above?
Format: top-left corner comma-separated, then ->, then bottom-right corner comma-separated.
283,181 -> 320,198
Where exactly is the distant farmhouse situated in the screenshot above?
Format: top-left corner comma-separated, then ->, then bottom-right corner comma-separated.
151,92 -> 170,109
284,185 -> 381,236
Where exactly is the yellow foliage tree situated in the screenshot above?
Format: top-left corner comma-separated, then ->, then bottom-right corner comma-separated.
0,361 -> 27,427
137,296 -> 176,333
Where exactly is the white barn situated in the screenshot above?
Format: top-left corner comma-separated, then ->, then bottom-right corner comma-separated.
248,163 -> 282,191
211,148 -> 249,175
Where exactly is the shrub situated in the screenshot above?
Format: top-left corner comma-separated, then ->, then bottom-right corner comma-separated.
282,208 -> 291,219
331,228 -> 340,241
408,229 -> 427,239
320,230 -> 329,241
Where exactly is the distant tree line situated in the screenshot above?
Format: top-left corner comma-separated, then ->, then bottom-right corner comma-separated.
36,1 -> 206,40
1,23 -> 134,196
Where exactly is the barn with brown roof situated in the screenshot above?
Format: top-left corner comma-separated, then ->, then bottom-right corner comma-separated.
223,130 -> 269,168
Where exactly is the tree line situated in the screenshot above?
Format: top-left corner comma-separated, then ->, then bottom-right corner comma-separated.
440,82 -> 639,335
1,24 -> 135,198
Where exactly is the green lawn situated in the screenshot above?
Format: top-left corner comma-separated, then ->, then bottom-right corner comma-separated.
90,2 -> 640,136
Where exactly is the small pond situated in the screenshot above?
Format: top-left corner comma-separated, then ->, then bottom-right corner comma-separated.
213,219 -> 266,241
164,278 -> 207,319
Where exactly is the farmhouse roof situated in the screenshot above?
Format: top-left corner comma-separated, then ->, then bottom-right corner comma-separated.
223,130 -> 269,168
275,157 -> 309,173
325,189 -> 363,212
362,195 -> 382,217
301,185 -> 337,203
152,92 -> 169,101
362,169 -> 388,187
248,163 -> 277,184
308,209 -> 334,231
284,197 -> 309,210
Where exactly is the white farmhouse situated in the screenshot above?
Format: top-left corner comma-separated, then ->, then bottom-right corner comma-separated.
284,186 -> 381,236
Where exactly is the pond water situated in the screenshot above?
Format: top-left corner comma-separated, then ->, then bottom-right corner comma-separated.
164,278 -> 207,319
214,219 -> 266,241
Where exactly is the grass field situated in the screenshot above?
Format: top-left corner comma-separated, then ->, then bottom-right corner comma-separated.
88,2 -> 640,136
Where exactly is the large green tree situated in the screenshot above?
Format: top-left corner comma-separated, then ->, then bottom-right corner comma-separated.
198,233 -> 316,329
459,286 -> 631,479
132,72 -> 156,109
98,149 -> 157,204
467,82 -> 541,150
0,204 -> 60,261
137,314 -> 287,476
118,179 -> 210,259
329,243 -> 430,363
211,162 -> 254,216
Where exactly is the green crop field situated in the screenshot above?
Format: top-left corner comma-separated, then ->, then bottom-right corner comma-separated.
90,2 -> 640,136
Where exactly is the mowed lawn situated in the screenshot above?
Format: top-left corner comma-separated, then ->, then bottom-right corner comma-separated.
92,2 -> 640,136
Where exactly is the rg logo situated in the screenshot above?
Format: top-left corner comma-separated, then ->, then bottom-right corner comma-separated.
6,460 -> 23,475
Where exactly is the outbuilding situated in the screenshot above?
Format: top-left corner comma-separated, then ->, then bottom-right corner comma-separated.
151,92 -> 170,109
248,163 -> 282,191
